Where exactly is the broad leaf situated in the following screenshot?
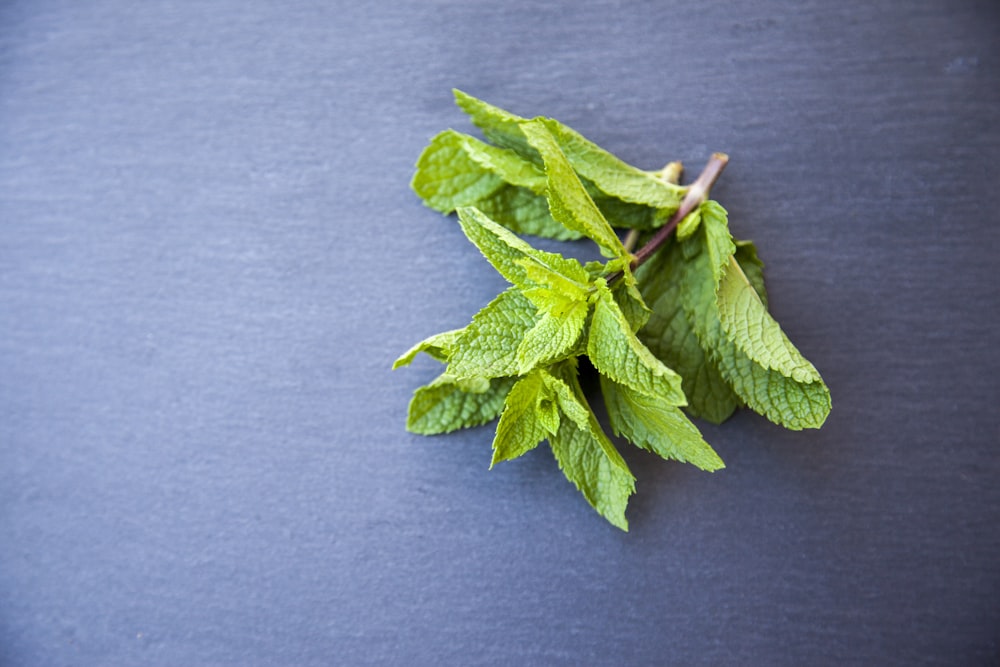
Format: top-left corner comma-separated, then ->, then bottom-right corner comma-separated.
636,241 -> 739,423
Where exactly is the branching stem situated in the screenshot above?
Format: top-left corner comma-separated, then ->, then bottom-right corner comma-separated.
609,152 -> 729,283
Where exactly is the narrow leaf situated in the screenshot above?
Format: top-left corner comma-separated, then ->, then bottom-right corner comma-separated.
521,120 -> 627,258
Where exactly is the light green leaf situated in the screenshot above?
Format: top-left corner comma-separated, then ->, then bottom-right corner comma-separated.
546,368 -> 635,531
412,130 -> 577,240
636,241 -> 739,423
448,288 -> 540,380
611,263 -> 651,333
516,296 -> 589,374
473,185 -> 580,240
675,207 -> 702,242
453,90 -> 684,211
454,89 -> 538,159
456,207 -> 590,291
393,328 -> 464,369
521,120 -> 627,258
697,200 -> 736,287
601,375 -> 724,472
459,131 -> 546,192
587,283 -> 687,406
491,371 -> 553,466
540,118 -> 684,210
407,374 -> 515,435
717,256 -> 822,384
412,130 -> 506,212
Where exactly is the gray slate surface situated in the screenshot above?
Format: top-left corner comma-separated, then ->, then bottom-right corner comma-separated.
1,1 -> 998,665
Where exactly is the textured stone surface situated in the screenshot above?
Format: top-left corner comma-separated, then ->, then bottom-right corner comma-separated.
1,1 -> 998,664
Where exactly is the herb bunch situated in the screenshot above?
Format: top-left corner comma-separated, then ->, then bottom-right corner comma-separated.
394,91 -> 830,530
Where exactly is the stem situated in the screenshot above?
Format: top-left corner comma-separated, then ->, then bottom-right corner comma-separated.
610,152 -> 729,283
621,160 -> 684,254
658,160 -> 684,186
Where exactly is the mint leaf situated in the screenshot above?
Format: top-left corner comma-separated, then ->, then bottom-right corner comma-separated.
521,120 -> 628,258
456,207 -> 590,291
407,373 -> 515,435
447,287 -> 540,380
679,224 -> 830,430
637,241 -> 739,423
600,375 -> 724,472
717,256 -> 822,384
547,366 -> 635,530
453,90 -> 684,211
695,200 -> 737,286
734,239 -> 768,308
413,130 -> 578,240
491,371 -> 554,465
587,282 -> 687,406
516,296 -> 589,374
393,328 -> 464,369
540,117 -> 683,210
412,130 -> 507,212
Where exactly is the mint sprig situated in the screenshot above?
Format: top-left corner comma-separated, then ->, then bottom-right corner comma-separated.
396,91 -> 831,530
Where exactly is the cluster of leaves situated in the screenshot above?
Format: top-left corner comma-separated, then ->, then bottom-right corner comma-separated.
394,91 -> 830,530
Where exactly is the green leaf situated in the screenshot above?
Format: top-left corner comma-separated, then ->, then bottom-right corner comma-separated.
697,200 -> 736,286
456,207 -> 590,291
412,130 -> 506,212
407,374 -> 515,435
516,295 -> 589,374
679,228 -> 830,430
636,241 -> 739,423
540,118 -> 684,210
733,239 -> 768,308
412,130 -> 578,240
521,120 -> 627,258
675,207 -> 702,242
453,90 -> 684,211
393,328 -> 464,369
611,263 -> 651,333
447,288 -> 541,380
587,283 -> 687,406
546,367 -> 635,530
600,375 -> 724,472
453,89 -> 539,159
459,131 -> 547,192
491,371 -> 554,466
716,256 -> 822,384
712,342 -> 832,430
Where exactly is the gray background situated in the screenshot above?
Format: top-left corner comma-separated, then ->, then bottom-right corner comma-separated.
1,1 -> 998,665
